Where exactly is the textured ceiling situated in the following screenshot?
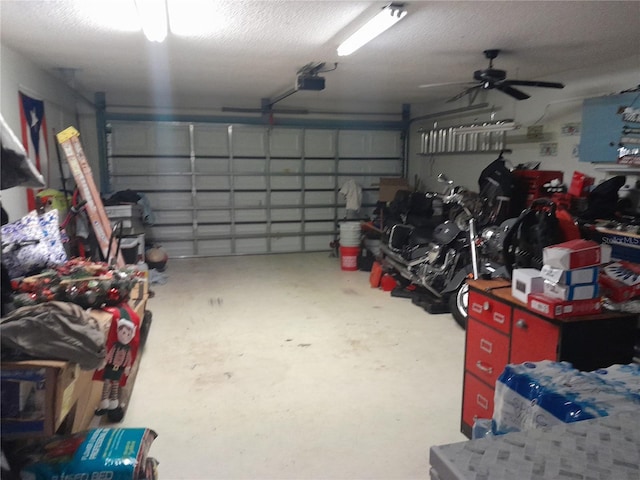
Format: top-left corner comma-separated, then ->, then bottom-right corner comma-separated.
1,0 -> 639,113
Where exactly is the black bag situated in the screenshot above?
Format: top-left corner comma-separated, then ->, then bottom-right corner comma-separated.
478,155 -> 517,222
503,199 -> 562,271
579,175 -> 626,221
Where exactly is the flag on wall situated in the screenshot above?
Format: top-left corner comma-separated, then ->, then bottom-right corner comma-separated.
19,91 -> 49,210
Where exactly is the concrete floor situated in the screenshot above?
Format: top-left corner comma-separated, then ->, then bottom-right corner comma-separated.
121,252 -> 466,479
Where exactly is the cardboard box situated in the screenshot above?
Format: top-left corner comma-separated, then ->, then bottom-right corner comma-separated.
543,239 -> 611,270
596,231 -> 640,263
543,279 -> 599,300
599,261 -> 640,302
527,293 -> 602,319
378,177 -> 410,202
511,268 -> 545,303
540,265 -> 599,285
0,360 -> 88,438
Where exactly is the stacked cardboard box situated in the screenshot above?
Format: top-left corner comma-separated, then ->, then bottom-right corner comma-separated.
512,239 -> 611,319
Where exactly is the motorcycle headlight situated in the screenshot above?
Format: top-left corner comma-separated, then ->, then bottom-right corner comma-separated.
481,225 -> 506,250
481,226 -> 499,243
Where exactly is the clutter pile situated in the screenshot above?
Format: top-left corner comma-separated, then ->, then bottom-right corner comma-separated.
9,258 -> 143,310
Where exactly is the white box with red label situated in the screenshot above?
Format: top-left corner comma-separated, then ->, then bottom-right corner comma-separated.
511,268 -> 545,304
543,239 -> 611,270
527,293 -> 602,319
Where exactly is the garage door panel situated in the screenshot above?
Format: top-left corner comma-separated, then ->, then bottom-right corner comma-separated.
193,125 -> 229,156
271,191 -> 301,205
145,192 -> 193,209
270,129 -> 302,157
305,235 -> 333,250
110,123 -> 155,155
196,210 -> 231,223
155,125 -> 191,155
156,176 -> 192,189
236,223 -> 267,234
304,129 -> 336,158
234,176 -> 266,189
197,240 -> 232,256
305,221 -> 334,233
305,175 -> 335,189
371,131 -> 402,157
338,130 -> 401,158
235,209 -> 267,222
236,237 -> 268,254
271,209 -> 302,221
111,176 -> 157,191
305,191 -> 334,204
197,192 -> 230,207
234,191 -> 266,206
154,210 -> 194,224
271,158 -> 302,173
148,225 -> 194,241
272,223 -> 302,234
234,158 -> 266,174
305,159 -> 335,173
271,176 -> 301,190
195,176 -> 230,189
195,158 -> 229,173
272,236 -> 302,252
111,156 -> 190,175
231,127 -> 266,157
198,225 -> 232,236
305,207 -> 334,221
108,121 -> 402,257
338,159 -> 401,174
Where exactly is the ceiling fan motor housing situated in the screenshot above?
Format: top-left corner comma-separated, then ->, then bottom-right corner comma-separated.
474,68 -> 506,83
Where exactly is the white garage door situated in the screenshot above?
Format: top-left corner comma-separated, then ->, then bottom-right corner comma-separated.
107,121 -> 403,257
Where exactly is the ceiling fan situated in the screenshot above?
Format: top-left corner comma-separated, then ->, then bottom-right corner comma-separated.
420,49 -> 565,103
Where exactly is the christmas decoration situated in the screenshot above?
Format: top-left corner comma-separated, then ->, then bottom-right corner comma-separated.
11,258 -> 144,309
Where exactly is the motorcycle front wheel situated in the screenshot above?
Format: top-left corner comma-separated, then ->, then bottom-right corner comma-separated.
449,282 -> 469,330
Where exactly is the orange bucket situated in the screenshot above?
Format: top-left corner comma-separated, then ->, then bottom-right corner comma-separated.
339,245 -> 360,271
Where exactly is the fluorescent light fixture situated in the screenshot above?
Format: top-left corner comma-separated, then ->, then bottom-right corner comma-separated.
135,0 -> 168,42
453,121 -> 520,134
337,3 -> 407,56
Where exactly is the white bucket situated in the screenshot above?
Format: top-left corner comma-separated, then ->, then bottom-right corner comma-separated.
340,221 -> 361,247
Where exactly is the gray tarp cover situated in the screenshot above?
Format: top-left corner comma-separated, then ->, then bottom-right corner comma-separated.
1,301 -> 106,369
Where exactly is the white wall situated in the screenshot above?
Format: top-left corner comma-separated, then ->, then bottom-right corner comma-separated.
0,44 -> 98,222
408,55 -> 640,195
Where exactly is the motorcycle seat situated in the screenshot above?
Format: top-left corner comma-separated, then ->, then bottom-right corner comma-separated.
410,224 -> 438,245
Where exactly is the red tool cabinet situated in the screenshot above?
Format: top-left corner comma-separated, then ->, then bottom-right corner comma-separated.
461,279 -> 637,438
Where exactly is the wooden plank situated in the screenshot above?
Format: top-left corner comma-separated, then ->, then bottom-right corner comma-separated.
56,127 -> 125,267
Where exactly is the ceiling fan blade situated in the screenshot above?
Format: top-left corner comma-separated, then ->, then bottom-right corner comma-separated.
446,84 -> 481,103
495,84 -> 530,100
419,81 -> 475,89
502,79 -> 565,89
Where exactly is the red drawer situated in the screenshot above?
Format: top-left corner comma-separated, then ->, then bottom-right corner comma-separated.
462,372 -> 495,432
468,290 -> 512,334
510,308 -> 560,364
465,318 -> 510,386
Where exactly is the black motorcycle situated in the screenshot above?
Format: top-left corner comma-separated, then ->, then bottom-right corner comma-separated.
380,187 -> 488,310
